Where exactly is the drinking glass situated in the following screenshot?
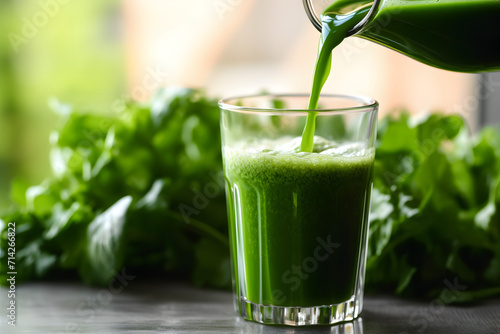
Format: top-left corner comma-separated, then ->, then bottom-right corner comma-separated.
219,94 -> 378,326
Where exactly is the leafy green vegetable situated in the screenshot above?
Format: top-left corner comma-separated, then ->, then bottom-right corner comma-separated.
1,88 -> 229,286
1,90 -> 499,302
367,113 -> 500,300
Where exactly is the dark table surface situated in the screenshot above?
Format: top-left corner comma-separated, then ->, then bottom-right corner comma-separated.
1,279 -> 499,334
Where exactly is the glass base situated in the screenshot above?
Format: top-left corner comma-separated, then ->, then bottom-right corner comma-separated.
237,294 -> 363,326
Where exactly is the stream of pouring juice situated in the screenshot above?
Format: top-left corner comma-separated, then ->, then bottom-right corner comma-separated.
300,5 -> 369,152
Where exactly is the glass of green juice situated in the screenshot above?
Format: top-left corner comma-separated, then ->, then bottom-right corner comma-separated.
219,94 -> 378,326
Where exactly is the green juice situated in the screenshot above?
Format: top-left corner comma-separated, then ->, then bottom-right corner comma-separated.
224,141 -> 374,307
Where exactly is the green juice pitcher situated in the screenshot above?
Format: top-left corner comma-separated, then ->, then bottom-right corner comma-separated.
304,0 -> 500,73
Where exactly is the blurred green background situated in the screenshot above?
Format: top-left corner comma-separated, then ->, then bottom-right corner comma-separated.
2,0 -> 489,212
0,0 -> 125,210
1,0 -> 500,299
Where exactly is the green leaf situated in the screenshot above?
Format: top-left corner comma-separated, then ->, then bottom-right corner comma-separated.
395,264 -> 417,294
25,182 -> 59,215
378,114 -> 418,153
45,202 -> 81,239
475,178 -> 499,230
150,87 -> 197,128
135,179 -> 169,210
368,189 -> 393,258
81,196 -> 132,285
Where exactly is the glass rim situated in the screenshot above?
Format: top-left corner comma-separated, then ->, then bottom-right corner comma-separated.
218,93 -> 378,116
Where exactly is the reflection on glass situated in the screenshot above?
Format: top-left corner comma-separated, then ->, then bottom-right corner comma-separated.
234,317 -> 364,333
331,318 -> 364,334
